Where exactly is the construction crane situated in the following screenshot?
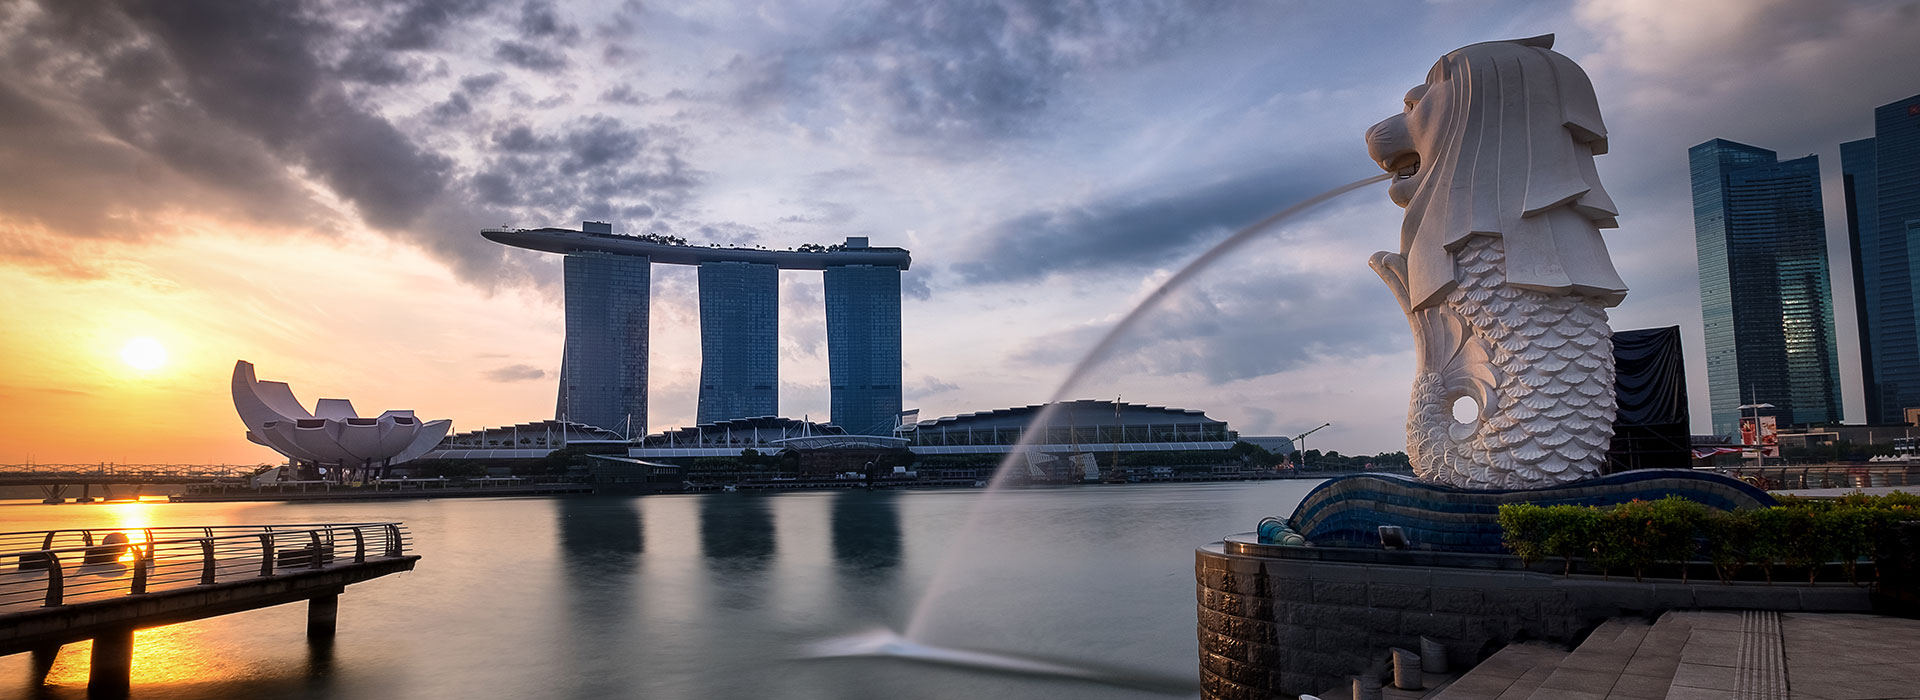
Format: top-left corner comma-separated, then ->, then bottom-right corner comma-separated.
1292,423 -> 1331,471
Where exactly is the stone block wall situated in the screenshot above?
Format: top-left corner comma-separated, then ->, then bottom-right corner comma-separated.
1195,542 -> 1870,698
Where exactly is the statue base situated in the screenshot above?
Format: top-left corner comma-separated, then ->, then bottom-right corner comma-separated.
1285,469 -> 1774,553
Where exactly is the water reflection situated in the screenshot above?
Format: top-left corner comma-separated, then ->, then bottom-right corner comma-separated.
555,497 -> 644,700
699,494 -> 774,566
830,491 -> 901,575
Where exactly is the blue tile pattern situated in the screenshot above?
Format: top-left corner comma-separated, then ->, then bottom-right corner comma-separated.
1287,470 -> 1777,553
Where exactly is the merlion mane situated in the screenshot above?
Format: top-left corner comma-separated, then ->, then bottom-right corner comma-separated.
1364,34 -> 1629,489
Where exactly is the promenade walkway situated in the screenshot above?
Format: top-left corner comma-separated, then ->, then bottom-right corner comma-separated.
1417,610 -> 1920,700
0,523 -> 419,696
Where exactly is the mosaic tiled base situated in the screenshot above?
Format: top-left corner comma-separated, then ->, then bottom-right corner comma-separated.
1287,469 -> 1776,553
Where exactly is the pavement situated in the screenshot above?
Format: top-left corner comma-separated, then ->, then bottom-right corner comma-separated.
1419,610 -> 1920,700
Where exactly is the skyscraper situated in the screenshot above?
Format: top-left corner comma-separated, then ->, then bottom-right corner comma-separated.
697,261 -> 779,424
485,225 -> 909,437
824,260 -> 903,436
1842,93 -> 1920,426
562,250 -> 650,436
1691,138 -> 1843,436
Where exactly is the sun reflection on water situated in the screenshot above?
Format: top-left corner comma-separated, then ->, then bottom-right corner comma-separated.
40,624 -> 237,690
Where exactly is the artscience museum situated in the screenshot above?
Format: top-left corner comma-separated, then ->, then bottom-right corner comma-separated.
231,360 -> 451,480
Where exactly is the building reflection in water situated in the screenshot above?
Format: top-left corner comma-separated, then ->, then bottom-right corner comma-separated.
699,493 -> 775,565
555,496 -> 643,700
829,490 -> 905,622
830,490 -> 901,574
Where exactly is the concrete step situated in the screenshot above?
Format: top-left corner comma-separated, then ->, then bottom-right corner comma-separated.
1526,618 -> 1658,700
1426,642 -> 1568,700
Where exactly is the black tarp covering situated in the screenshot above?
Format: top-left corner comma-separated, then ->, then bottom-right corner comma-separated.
1607,326 -> 1691,472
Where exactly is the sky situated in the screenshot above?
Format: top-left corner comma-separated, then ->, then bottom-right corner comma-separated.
2,0 -> 1918,464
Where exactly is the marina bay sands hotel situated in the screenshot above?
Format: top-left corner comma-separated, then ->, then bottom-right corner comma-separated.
484,222 -> 909,437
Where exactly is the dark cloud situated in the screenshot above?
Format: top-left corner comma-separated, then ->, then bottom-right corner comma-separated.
460,72 -> 508,95
1,1 -> 452,232
374,0 -> 498,51
0,0 -> 577,291
600,84 -> 648,105
515,0 -> 577,39
496,41 -> 569,72
953,158 -> 1370,284
468,115 -> 701,231
484,363 -> 549,382
730,0 -> 1230,141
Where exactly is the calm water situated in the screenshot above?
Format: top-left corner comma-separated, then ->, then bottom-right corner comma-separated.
0,480 -> 1317,699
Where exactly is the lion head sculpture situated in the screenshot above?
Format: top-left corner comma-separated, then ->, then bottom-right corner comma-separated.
1364,34 -> 1627,312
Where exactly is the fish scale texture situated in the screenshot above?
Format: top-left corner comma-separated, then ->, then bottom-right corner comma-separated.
1408,236 -> 1618,489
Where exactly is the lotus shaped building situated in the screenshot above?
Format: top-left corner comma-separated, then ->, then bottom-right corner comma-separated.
232,360 -> 451,478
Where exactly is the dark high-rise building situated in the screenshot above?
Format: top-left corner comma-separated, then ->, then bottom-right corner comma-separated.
697,261 -> 779,424
824,255 -> 903,436
1690,138 -> 1842,436
562,249 -> 650,436
1842,93 -> 1920,426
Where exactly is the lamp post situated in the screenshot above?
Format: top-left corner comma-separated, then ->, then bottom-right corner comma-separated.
1738,401 -> 1775,467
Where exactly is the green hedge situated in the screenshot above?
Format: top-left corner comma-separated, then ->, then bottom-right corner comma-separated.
1497,494 -> 1920,583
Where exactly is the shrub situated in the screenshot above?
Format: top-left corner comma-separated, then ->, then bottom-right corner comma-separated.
1540,505 -> 1600,575
1705,509 -> 1757,583
1496,491 -> 1920,584
1497,504 -> 1550,567
1647,497 -> 1708,582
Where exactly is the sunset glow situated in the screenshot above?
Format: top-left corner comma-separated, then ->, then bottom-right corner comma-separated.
120,338 -> 169,372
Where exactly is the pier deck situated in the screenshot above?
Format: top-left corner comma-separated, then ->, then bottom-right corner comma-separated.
0,523 -> 418,694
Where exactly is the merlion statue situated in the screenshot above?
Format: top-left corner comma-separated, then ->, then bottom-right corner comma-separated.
1363,35 -> 1627,489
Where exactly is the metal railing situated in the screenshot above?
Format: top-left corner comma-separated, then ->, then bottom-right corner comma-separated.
0,523 -> 410,612
0,463 -> 265,480
1718,464 -> 1920,491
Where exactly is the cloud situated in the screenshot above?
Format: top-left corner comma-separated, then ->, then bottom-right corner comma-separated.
467,115 -> 702,227
484,363 -> 549,382
728,0 -> 1233,141
952,158 -> 1367,284
1010,251 -> 1404,385
496,41 -> 569,72
905,376 -> 960,398
902,269 -> 933,300
0,2 -> 454,254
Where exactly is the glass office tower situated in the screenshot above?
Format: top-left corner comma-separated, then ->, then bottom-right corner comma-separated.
561,251 -> 650,436
696,261 -> 779,424
823,264 -> 903,435
1691,138 -> 1843,436
1843,93 -> 1920,425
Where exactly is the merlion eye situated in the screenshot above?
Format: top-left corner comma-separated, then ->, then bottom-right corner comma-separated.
1403,85 -> 1427,112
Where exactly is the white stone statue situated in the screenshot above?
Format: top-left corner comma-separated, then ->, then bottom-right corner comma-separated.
1363,35 -> 1627,489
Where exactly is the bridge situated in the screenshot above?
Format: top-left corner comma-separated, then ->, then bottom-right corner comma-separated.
0,522 -> 418,695
0,464 -> 265,503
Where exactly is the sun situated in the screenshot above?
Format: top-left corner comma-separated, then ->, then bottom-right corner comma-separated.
120,337 -> 169,371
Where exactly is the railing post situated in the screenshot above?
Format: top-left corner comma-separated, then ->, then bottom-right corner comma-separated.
200,538 -> 216,584
44,551 -> 63,607
384,523 -> 401,557
259,533 -> 274,576
307,531 -> 323,569
130,543 -> 147,595
353,527 -> 366,563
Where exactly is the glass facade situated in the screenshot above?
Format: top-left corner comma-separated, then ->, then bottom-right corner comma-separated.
823,264 -> 903,435
696,262 -> 779,424
1690,139 -> 1842,436
561,252 -> 650,436
1843,94 -> 1920,425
